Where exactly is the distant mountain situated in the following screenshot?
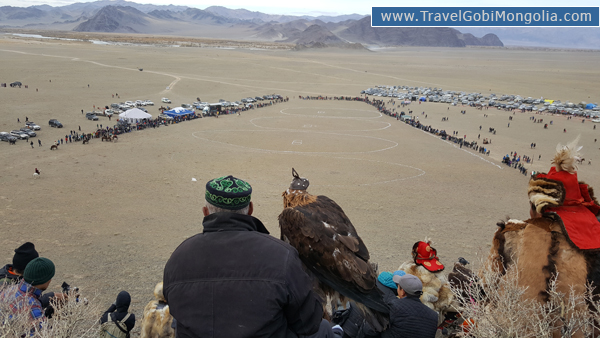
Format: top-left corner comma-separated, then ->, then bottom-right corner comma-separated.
338,16 -> 502,47
204,5 -> 365,24
178,7 -> 236,24
457,27 -> 600,49
2,2 -> 506,49
59,0 -> 189,15
285,24 -> 343,44
73,5 -> 149,33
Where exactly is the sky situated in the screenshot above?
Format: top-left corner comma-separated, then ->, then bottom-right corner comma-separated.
4,0 -> 599,16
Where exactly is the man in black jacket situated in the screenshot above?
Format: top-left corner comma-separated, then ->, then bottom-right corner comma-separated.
163,175 -> 324,338
382,274 -> 438,338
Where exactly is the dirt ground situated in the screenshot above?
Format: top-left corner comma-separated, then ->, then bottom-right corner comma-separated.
1,36 -> 599,334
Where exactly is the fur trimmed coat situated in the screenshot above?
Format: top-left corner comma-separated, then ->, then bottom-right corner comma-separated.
398,262 -> 453,313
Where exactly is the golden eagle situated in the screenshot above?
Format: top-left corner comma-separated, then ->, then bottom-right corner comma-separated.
278,168 -> 389,331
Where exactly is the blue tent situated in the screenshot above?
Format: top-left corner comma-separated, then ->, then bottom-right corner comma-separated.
586,103 -> 597,109
419,96 -> 426,102
163,107 -> 194,117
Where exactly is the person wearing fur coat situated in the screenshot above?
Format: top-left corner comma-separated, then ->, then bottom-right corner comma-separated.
398,241 -> 453,313
140,282 -> 175,338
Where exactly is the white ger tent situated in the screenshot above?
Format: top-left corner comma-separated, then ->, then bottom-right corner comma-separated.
119,108 -> 152,123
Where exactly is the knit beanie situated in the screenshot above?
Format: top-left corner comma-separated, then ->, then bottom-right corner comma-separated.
13,242 -> 39,271
24,257 -> 55,286
377,271 -> 397,290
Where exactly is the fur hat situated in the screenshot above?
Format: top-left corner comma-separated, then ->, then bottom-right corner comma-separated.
412,241 -> 444,272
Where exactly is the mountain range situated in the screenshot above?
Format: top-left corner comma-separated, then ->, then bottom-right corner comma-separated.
26,1 -> 600,49
1,2 -> 597,49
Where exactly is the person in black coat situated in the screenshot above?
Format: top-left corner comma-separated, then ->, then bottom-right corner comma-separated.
100,291 -> 136,333
163,176 -> 324,338
382,274 -> 438,338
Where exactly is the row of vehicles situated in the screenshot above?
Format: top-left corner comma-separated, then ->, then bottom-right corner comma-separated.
191,95 -> 283,111
0,122 -> 42,142
111,100 -> 154,111
362,85 -> 599,117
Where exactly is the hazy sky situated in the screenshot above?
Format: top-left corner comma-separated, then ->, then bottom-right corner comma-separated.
6,0 -> 599,16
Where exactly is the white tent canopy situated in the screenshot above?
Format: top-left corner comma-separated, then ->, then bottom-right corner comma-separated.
119,108 -> 152,123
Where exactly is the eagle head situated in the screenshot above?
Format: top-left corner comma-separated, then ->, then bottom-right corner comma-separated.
290,168 -> 309,190
283,168 -> 315,208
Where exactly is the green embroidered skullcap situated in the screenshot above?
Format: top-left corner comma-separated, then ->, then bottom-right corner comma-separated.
205,175 -> 252,210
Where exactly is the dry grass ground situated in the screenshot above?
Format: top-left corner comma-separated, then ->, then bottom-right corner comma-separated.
1,35 -> 599,335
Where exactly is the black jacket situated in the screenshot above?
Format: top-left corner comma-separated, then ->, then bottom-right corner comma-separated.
163,212 -> 323,338
382,294 -> 438,338
0,264 -> 22,283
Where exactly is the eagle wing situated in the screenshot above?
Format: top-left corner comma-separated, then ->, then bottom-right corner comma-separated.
279,195 -> 388,313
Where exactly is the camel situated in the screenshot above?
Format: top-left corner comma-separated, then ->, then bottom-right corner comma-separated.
50,144 -> 58,150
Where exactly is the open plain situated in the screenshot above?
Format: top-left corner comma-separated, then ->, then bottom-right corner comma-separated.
1,35 -> 600,332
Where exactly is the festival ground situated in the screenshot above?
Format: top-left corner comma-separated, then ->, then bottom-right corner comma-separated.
1,36 -> 599,334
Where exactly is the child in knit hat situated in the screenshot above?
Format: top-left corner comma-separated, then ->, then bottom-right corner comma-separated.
0,257 -> 55,326
0,242 -> 39,283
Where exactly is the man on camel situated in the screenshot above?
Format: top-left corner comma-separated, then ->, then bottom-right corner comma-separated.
528,137 -> 600,250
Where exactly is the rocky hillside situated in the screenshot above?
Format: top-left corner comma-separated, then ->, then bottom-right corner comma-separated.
73,5 -> 149,33
338,16 -> 503,47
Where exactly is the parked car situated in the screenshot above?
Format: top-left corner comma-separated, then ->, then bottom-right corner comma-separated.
144,100 -> 154,106
0,132 -> 18,142
25,122 -> 41,130
49,119 -> 63,128
85,113 -> 99,121
255,96 -> 263,101
19,128 -> 36,137
161,98 -> 171,103
10,130 -> 29,140
181,103 -> 193,109
159,114 -> 174,120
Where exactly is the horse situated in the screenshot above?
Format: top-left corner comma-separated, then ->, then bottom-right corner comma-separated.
576,158 -> 585,165
101,135 -> 112,142
82,138 -> 89,144
112,135 -> 118,142
50,144 -> 58,150
33,173 -> 40,179
9,139 -> 16,145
